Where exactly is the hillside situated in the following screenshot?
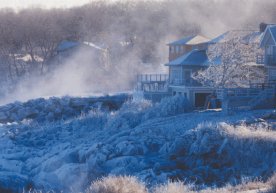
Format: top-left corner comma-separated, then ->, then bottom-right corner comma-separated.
0,95 -> 275,192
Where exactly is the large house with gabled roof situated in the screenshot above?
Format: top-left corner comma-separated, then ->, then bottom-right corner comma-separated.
137,23 -> 276,111
165,35 -> 217,107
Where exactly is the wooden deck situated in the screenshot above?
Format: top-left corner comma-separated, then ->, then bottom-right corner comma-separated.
137,74 -> 168,83
137,74 -> 169,92
216,84 -> 276,113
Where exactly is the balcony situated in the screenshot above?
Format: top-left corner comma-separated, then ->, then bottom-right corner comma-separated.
137,74 -> 169,92
137,74 -> 168,83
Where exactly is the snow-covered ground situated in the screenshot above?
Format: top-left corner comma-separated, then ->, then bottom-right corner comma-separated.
0,95 -> 275,192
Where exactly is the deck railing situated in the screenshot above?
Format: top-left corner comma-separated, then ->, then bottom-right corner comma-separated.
256,54 -> 276,65
256,55 -> 265,64
170,78 -> 202,87
216,87 -> 275,100
137,74 -> 169,92
137,74 -> 168,83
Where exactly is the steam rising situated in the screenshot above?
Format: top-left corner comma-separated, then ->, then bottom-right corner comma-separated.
1,0 -> 276,104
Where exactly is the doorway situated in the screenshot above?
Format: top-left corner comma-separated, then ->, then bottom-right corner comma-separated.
195,93 -> 211,108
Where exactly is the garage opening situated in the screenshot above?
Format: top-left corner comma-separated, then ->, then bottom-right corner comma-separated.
195,93 -> 211,108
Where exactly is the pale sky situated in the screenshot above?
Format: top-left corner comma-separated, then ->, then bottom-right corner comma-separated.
0,0 -> 93,9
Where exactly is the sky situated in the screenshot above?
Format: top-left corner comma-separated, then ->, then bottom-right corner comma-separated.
0,0 -> 93,9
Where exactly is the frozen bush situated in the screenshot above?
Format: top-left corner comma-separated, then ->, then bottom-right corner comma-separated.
86,176 -> 148,193
153,181 -> 193,193
105,100 -> 152,129
105,96 -> 192,130
144,95 -> 192,120
266,173 -> 276,193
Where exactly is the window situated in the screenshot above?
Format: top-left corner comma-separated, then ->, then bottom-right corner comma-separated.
175,46 -> 179,53
184,70 -> 191,84
269,69 -> 276,81
170,46 -> 174,53
180,46 -> 184,53
170,67 -> 182,84
267,46 -> 273,55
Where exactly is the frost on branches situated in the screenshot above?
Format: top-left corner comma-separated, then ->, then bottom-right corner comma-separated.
193,31 -> 265,88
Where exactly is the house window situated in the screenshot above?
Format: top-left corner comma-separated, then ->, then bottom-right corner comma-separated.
180,46 -> 184,53
171,67 -> 182,84
184,70 -> 191,84
267,46 -> 273,55
175,46 -> 179,53
170,46 -> 175,53
269,69 -> 276,81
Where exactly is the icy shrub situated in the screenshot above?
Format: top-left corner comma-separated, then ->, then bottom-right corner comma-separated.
105,100 -> 152,130
153,181 -> 193,193
266,173 -> 276,193
144,95 -> 192,120
86,176 -> 148,193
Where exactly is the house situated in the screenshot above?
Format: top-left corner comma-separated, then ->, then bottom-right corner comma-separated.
165,35 -> 216,108
137,24 -> 275,110
259,24 -> 276,82
50,40 -> 110,69
216,24 -> 276,112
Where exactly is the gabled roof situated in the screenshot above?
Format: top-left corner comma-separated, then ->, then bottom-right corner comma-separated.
260,25 -> 276,47
209,32 -> 229,44
168,35 -> 210,46
269,25 -> 276,40
166,49 -> 219,66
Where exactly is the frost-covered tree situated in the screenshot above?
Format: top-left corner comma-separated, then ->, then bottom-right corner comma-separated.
193,31 -> 265,88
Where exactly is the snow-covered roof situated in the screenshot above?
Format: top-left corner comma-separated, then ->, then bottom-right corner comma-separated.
166,49 -> 215,66
269,25 -> 276,41
168,35 -> 210,46
209,32 -> 229,44
57,40 -> 80,52
57,40 -> 106,52
260,25 -> 276,47
83,41 -> 107,51
210,30 -> 263,44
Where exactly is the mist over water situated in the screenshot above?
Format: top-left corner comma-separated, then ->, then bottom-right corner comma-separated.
1,0 -> 276,104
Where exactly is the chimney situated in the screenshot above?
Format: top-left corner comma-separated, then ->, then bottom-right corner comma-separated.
260,22 -> 268,32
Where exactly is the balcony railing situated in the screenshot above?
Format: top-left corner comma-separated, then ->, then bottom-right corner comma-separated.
216,87 -> 275,100
170,78 -> 202,87
137,74 -> 168,83
137,74 -> 169,92
256,55 -> 265,64
256,54 -> 276,65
